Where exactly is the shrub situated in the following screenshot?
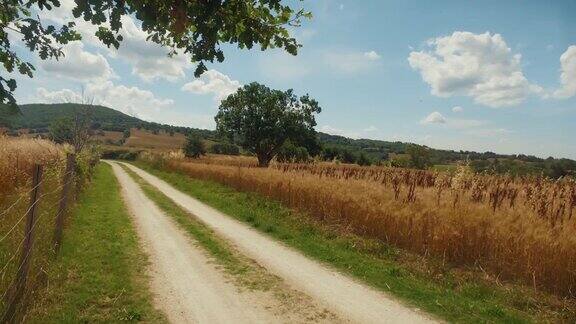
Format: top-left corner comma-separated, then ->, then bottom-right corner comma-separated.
277,141 -> 310,163
183,135 -> 206,158
209,142 -> 240,155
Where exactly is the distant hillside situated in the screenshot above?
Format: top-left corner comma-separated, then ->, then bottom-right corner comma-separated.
2,103 -> 574,177
1,103 -> 214,137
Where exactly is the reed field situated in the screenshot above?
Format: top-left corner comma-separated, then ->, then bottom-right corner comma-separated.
141,151 -> 576,299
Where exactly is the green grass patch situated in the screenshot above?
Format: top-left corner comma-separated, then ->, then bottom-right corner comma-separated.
133,161 -> 576,324
26,163 -> 167,323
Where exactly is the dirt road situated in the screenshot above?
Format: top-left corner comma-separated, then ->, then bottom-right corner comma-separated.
115,161 -> 436,324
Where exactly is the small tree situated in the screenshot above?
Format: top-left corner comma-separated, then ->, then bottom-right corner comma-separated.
215,82 -> 321,167
407,144 -> 432,169
184,135 -> 206,158
49,117 -> 74,144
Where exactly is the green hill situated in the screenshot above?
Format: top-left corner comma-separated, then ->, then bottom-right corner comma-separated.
1,103 -> 574,177
1,103 -> 214,137
2,103 -> 141,131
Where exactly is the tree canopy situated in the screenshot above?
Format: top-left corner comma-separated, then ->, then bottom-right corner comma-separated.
1,0 -> 310,108
215,82 -> 321,167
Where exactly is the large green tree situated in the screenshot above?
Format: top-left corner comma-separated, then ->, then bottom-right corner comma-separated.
1,0 -> 310,109
215,82 -> 321,167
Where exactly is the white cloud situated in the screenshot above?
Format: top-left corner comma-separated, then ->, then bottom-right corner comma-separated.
364,51 -> 381,60
35,81 -> 173,119
364,125 -> 379,132
181,69 -> 241,102
36,88 -> 83,104
110,17 -> 192,82
421,111 -> 446,124
408,31 -> 542,108
324,50 -> 381,74
553,45 -> 576,99
40,42 -> 115,82
41,0 -> 192,82
421,112 -> 487,129
452,106 -> 464,112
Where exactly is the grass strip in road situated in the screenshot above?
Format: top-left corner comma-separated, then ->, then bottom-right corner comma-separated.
26,163 -> 167,323
119,164 -> 339,321
133,161 -> 576,324
120,164 -> 276,292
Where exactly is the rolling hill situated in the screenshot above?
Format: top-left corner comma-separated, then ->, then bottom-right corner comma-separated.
1,103 -> 575,177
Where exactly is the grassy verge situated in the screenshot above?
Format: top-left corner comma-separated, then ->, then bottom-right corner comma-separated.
133,161 -> 575,324
26,163 -> 167,323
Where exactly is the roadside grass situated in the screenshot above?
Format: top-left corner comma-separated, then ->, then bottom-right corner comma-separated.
133,161 -> 576,324
25,163 -> 167,323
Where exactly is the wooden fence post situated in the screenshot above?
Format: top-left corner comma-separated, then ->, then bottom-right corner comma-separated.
53,153 -> 75,254
1,164 -> 43,323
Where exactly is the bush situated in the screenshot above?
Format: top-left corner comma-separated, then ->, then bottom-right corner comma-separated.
357,153 -> 372,166
209,142 -> 240,155
277,141 -> 310,163
183,135 -> 206,158
101,149 -> 140,161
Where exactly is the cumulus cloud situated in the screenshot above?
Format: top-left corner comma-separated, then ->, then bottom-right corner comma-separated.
421,111 -> 446,124
35,81 -> 173,119
40,42 -> 115,82
41,0 -> 192,82
452,106 -> 463,112
324,50 -> 381,73
109,17 -> 192,82
364,51 -> 381,60
553,45 -> 576,99
181,69 -> 241,102
421,111 -> 487,129
408,31 -> 542,108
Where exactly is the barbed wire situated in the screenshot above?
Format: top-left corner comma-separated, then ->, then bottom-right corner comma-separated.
0,204 -> 50,302
0,167 -> 76,307
0,167 -> 74,220
0,177 -> 47,220
0,178 -> 68,244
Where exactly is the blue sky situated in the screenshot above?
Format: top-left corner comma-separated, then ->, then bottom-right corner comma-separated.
9,0 -> 576,159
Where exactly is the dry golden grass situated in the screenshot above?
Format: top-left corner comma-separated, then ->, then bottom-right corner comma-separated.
92,130 -> 124,142
124,128 -> 186,150
0,136 -> 69,316
143,152 -> 576,298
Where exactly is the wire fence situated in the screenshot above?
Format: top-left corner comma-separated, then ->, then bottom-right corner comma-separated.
0,154 -> 77,323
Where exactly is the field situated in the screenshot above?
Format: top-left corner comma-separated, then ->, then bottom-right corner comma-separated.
0,136 -> 103,321
141,152 -> 576,299
0,137 -> 67,320
124,129 -> 186,150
